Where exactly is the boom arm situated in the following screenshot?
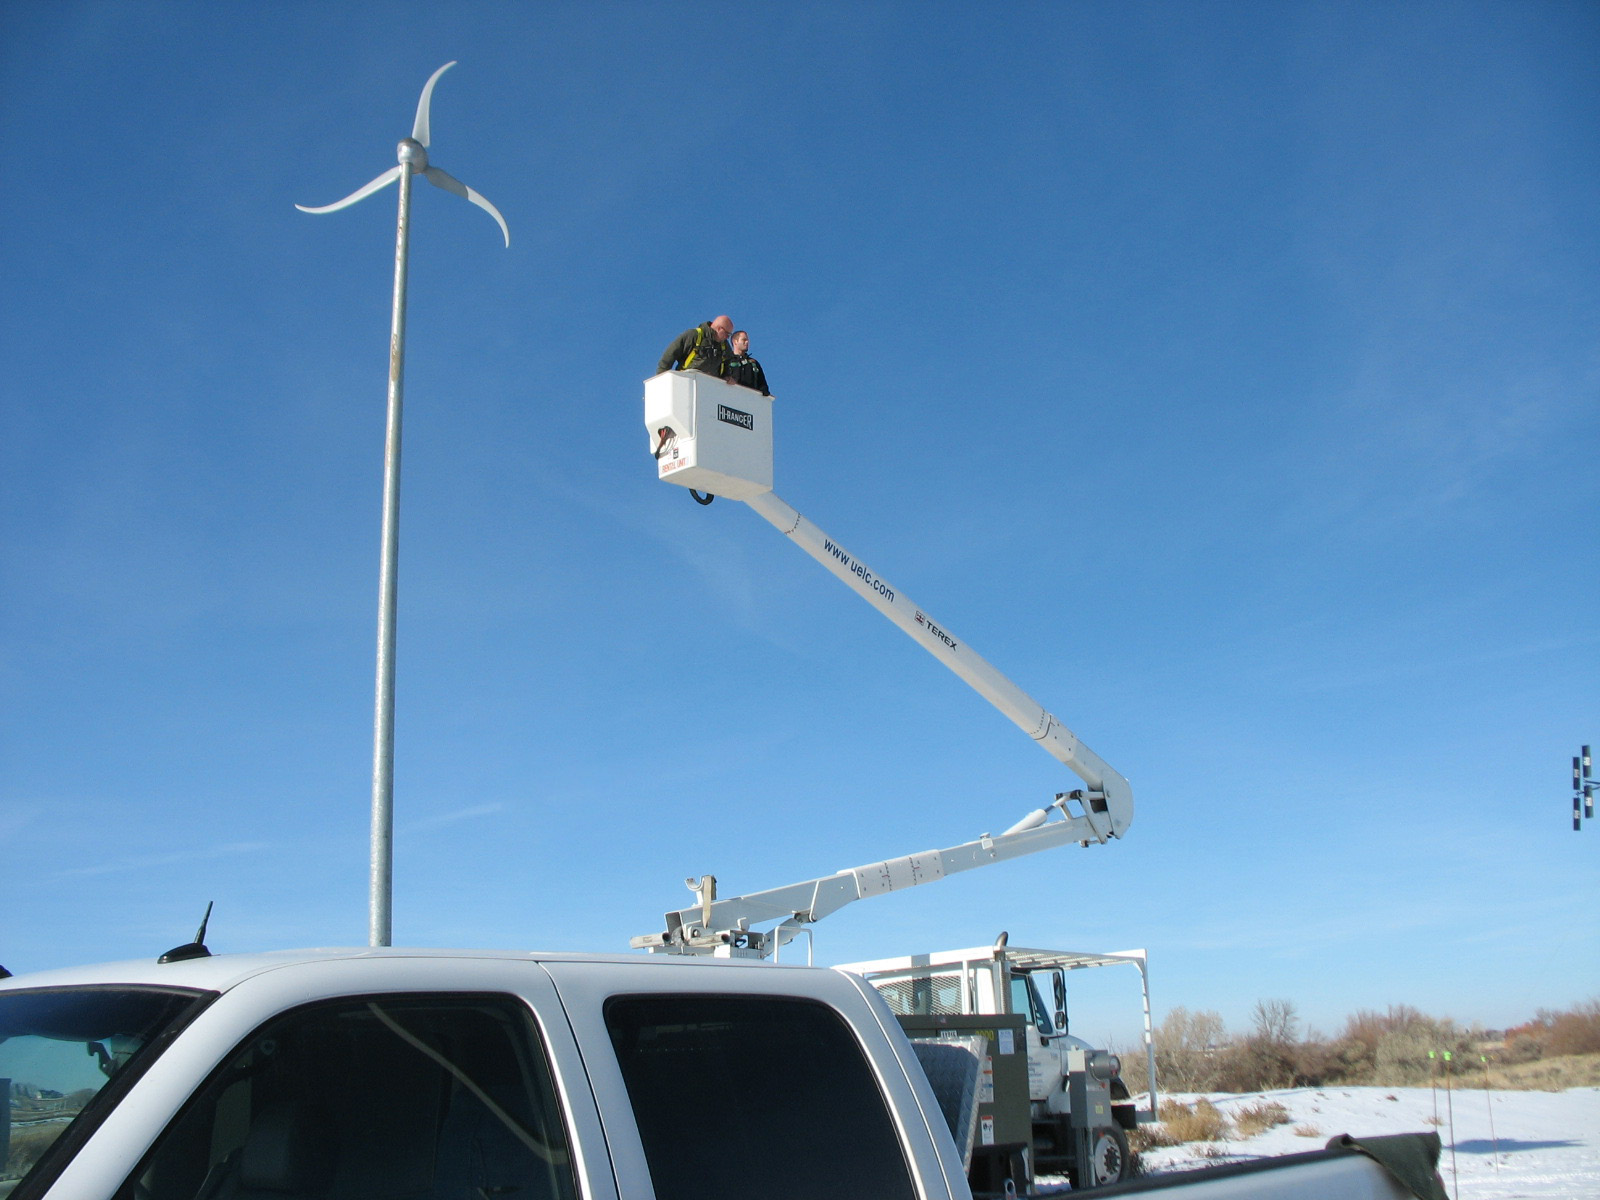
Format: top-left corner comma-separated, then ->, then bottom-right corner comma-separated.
639,371 -> 1133,958
631,789 -> 1120,957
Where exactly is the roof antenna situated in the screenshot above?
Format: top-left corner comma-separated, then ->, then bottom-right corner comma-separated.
297,63 -> 510,948
159,901 -> 214,964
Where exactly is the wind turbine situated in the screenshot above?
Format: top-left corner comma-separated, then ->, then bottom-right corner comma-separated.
298,61 -> 509,948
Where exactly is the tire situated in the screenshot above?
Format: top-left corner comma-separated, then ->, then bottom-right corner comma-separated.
1069,1125 -> 1130,1189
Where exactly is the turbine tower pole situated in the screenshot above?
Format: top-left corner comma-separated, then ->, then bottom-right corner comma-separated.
370,144 -> 416,948
298,62 -> 509,946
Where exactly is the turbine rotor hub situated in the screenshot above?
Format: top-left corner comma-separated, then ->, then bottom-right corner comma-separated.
397,138 -> 428,172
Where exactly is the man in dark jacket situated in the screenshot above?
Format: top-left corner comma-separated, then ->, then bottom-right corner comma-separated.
725,330 -> 771,396
658,315 -> 734,378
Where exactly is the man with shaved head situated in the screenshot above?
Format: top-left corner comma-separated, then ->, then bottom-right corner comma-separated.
658,314 -> 735,381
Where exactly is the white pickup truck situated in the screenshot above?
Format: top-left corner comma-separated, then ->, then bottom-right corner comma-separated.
1,946 -> 1443,1200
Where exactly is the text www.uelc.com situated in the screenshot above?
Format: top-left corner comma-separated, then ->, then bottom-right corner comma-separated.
823,539 -> 895,602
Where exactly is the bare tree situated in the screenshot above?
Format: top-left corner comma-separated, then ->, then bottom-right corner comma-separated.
1155,1006 -> 1228,1092
1252,998 -> 1298,1047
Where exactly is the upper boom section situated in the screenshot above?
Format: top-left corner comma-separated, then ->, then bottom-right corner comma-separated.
744,490 -> 1132,837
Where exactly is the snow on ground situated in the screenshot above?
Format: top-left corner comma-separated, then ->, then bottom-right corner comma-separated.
1129,1086 -> 1600,1199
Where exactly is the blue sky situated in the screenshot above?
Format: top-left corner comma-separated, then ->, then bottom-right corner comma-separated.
2,2 -> 1596,1045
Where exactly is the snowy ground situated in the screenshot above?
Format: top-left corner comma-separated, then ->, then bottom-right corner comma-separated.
1124,1086 -> 1600,1199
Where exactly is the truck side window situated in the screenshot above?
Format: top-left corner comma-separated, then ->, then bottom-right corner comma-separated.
1008,975 -> 1052,1037
874,969 -> 962,1016
117,994 -> 576,1200
605,994 -> 916,1200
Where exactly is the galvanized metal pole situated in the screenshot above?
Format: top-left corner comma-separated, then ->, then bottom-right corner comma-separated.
297,63 -> 508,949
369,143 -> 419,948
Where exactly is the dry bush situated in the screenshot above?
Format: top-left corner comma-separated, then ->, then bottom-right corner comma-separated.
1488,1051 -> 1600,1090
1373,1027 -> 1441,1084
1499,1033 -> 1544,1064
1541,1000 -> 1600,1057
1493,1001 -> 1600,1074
1151,1097 -> 1231,1145
1127,1125 -> 1165,1152
1286,1038 -> 1344,1087
4,1124 -> 61,1179
1132,1098 -> 1198,1148
1293,1124 -> 1323,1139
1213,1040 -> 1295,1092
1134,1099 -> 1218,1149
1148,998 -> 1599,1095
1316,1004 -> 1475,1086
1234,1100 -> 1292,1138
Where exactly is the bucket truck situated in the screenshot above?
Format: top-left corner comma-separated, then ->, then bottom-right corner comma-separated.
636,371 -> 1149,1189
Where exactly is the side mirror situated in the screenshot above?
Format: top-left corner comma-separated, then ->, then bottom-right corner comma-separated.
1053,970 -> 1068,1032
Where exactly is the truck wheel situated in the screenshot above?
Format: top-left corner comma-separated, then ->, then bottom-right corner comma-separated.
1070,1126 -> 1130,1189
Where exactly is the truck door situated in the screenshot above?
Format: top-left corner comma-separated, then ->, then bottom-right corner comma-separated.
45,959 -> 611,1200
104,992 -> 585,1200
1008,971 -> 1058,1103
544,961 -> 962,1200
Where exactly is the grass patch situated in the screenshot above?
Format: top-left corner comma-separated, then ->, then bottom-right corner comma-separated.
1484,1052 -> 1600,1091
3,1122 -> 66,1183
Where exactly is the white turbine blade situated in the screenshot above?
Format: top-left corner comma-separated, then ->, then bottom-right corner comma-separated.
296,166 -> 403,214
412,61 -> 457,147
424,166 -> 510,247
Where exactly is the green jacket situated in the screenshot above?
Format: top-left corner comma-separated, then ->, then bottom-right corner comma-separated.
726,352 -> 770,396
658,323 -> 728,377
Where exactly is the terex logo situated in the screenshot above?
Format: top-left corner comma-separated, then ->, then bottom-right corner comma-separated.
914,611 -> 958,651
717,404 -> 754,431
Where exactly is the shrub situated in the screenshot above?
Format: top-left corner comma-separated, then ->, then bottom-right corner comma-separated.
1127,1126 -> 1165,1152
1544,1000 -> 1600,1057
1213,1038 -> 1299,1092
1373,1026 -> 1439,1084
1499,1032 -> 1544,1064
1153,1098 -> 1231,1144
1234,1101 -> 1292,1138
1147,998 -> 1598,1094
1287,1038 -> 1343,1087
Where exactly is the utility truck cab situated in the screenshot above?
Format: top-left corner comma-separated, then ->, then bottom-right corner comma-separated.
839,943 -> 1156,1188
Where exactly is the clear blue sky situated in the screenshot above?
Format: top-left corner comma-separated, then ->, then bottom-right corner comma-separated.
3,2 -> 1595,1045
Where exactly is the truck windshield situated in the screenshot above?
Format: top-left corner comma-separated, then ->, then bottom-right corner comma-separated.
1,986 -> 210,1199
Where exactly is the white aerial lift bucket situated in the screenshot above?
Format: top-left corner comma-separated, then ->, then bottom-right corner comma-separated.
644,370 -> 773,500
